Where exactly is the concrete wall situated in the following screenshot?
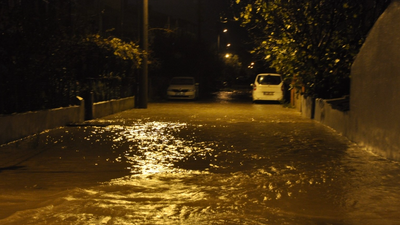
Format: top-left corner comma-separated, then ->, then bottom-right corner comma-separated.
301,96 -> 314,119
0,96 -> 135,145
313,98 -> 351,137
290,89 -> 303,112
0,99 -> 85,145
350,0 -> 400,160
93,96 -> 135,119
300,0 -> 400,161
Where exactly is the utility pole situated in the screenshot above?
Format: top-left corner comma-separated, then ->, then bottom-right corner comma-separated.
138,0 -> 148,108
197,0 -> 202,41
98,0 -> 103,35
120,0 -> 124,37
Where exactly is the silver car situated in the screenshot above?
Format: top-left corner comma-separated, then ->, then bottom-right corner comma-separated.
167,77 -> 199,100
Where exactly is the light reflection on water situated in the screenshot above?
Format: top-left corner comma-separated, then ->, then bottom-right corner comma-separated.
107,121 -> 217,175
2,108 -> 400,224
93,121 -> 400,223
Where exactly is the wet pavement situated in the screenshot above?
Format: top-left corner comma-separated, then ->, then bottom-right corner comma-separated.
1,92 -> 400,224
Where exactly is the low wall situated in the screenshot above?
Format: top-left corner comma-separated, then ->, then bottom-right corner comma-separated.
0,99 -> 85,145
313,98 -> 351,137
0,96 -> 135,145
302,96 -> 400,161
93,96 -> 135,119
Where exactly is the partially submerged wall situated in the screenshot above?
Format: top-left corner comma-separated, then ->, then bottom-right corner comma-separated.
300,1 -> 400,161
93,96 -> 135,119
313,98 -> 351,137
0,99 -> 85,145
0,96 -> 135,145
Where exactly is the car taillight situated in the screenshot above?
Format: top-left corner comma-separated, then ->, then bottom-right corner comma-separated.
253,84 -> 257,90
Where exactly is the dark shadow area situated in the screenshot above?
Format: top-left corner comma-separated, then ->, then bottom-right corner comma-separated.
326,96 -> 350,112
0,165 -> 26,172
252,100 -> 281,104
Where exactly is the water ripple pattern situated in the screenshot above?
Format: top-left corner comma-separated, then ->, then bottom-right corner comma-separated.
1,103 -> 400,224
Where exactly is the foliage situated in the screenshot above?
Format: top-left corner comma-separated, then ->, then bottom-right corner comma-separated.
52,34 -> 142,82
47,34 -> 142,101
234,0 -> 390,98
0,1 -> 143,114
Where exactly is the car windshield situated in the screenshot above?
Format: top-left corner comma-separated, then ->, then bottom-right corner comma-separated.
170,78 -> 194,85
257,75 -> 281,85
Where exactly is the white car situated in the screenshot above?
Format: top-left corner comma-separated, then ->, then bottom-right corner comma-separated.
167,77 -> 199,100
251,73 -> 283,102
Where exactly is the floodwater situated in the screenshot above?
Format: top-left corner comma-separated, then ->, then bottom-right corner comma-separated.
1,92 -> 400,224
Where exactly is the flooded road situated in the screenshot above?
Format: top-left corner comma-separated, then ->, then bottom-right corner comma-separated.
1,92 -> 400,224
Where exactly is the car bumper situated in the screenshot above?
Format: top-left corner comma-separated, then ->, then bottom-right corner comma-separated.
167,91 -> 196,99
252,92 -> 282,101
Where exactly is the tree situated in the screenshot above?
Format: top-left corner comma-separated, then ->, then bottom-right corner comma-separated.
0,1 -> 143,114
48,34 -> 142,100
234,0 -> 390,99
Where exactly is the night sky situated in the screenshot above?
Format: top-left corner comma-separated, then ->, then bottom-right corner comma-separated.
149,0 -> 253,66
149,0 -> 233,40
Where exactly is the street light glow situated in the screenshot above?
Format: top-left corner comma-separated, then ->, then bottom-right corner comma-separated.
248,62 -> 255,69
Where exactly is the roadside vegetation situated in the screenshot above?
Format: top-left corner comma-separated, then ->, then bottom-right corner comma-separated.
0,2 -> 142,114
0,1 -> 240,114
234,0 -> 390,99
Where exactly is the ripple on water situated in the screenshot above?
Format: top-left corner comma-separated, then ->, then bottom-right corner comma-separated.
2,119 -> 400,224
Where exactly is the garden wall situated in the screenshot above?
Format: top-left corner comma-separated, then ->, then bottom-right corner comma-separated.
312,98 -> 351,137
0,96 -> 135,145
303,94 -> 400,161
93,96 -> 135,119
0,98 -> 85,145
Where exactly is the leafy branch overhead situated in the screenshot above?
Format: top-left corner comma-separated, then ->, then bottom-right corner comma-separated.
75,35 -> 143,80
91,35 -> 143,66
234,0 -> 390,99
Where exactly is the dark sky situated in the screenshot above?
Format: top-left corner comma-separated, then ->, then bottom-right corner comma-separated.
150,0 -> 230,24
149,0 -> 232,40
149,0 -> 252,64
